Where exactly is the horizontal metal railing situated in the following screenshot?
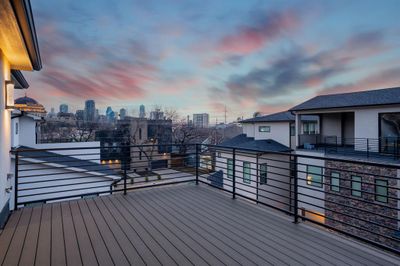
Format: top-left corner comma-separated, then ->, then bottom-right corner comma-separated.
11,143 -> 400,254
299,134 -> 400,160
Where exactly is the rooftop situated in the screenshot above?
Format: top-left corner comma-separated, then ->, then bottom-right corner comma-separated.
241,111 -> 317,123
290,87 -> 400,111
0,184 -> 397,265
219,134 -> 291,152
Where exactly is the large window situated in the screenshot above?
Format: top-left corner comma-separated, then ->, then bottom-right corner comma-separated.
375,179 -> 388,203
227,159 -> 233,179
243,162 -> 251,184
330,172 -> 340,192
306,166 -> 323,187
303,122 -> 317,135
290,124 -> 295,136
260,164 -> 267,185
259,126 -> 271,132
351,175 -> 362,197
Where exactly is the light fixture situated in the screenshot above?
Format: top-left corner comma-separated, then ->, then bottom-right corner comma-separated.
5,80 -> 15,109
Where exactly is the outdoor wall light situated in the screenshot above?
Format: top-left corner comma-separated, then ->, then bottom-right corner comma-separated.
5,80 -> 15,109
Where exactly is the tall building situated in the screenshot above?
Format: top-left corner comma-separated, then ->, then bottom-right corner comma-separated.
59,104 -> 68,113
139,105 -> 146,118
120,108 -> 127,120
84,100 -> 96,122
193,113 -> 209,128
106,106 -> 115,122
150,108 -> 164,120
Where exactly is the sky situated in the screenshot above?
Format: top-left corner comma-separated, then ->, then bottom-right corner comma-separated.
19,0 -> 400,122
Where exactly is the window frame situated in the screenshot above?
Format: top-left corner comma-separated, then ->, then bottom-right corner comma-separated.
259,163 -> 267,185
351,175 -> 362,197
258,126 -> 271,133
306,165 -> 323,188
243,162 -> 251,184
330,172 -> 340,192
375,179 -> 388,203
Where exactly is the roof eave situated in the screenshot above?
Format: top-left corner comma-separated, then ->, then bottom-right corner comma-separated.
11,70 -> 29,89
10,0 -> 42,71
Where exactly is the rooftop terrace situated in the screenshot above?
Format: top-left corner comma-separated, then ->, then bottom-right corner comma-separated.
1,184 -> 398,266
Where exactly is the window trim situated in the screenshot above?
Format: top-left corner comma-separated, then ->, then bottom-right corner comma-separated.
330,172 -> 340,192
243,162 -> 251,184
306,165 -> 323,188
351,175 -> 362,197
375,179 -> 388,203
258,126 -> 271,133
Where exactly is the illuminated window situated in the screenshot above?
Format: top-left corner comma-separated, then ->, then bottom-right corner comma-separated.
259,126 -> 270,132
375,179 -> 388,203
351,175 -> 362,197
243,162 -> 251,184
306,166 -> 322,187
330,172 -> 340,192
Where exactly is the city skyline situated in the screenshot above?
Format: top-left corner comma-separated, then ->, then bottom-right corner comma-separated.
16,0 -> 400,120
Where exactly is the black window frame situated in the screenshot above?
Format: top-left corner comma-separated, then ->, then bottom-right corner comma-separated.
259,126 -> 271,133
330,172 -> 340,192
351,175 -> 362,197
375,179 -> 388,203
306,165 -> 323,188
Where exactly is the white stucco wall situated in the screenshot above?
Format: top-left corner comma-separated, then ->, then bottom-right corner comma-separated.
321,113 -> 342,138
242,122 -> 290,147
242,124 -> 255,138
0,50 -> 12,213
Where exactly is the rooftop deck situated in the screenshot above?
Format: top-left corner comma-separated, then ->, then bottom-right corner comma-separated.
1,183 -> 398,266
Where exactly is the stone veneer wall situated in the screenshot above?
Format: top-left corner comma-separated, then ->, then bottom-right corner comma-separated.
325,160 -> 399,251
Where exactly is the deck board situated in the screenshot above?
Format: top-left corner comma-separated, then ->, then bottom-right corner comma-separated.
0,183 -> 398,266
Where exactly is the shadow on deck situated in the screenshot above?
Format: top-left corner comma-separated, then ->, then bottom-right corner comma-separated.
0,183 -> 398,265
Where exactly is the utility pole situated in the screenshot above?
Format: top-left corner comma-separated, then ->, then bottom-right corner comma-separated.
224,105 -> 227,124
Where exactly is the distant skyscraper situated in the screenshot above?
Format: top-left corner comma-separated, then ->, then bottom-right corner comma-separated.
106,106 -> 115,122
84,100 -> 96,122
193,113 -> 209,128
59,104 -> 68,113
120,108 -> 127,120
150,108 -> 164,120
139,104 -> 145,118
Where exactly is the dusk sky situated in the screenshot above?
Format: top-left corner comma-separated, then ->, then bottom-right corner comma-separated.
19,0 -> 400,122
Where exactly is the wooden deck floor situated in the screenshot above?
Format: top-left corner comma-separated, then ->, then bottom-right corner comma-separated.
0,183 -> 398,266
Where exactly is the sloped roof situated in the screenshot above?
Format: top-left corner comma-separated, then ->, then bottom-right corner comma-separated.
241,111 -> 317,123
218,134 -> 291,153
17,146 -> 117,176
290,87 -> 400,111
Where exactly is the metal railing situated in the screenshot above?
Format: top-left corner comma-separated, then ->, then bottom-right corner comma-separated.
11,143 -> 400,254
299,134 -> 400,160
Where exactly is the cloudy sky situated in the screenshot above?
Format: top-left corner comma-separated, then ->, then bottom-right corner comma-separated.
20,0 -> 400,122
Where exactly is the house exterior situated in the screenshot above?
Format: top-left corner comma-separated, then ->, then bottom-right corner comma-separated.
241,111 -> 318,149
290,87 -> 400,250
10,112 -> 120,209
0,0 -> 42,227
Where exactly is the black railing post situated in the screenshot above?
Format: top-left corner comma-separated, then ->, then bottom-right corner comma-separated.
232,148 -> 236,199
195,144 -> 199,185
14,151 -> 19,210
123,161 -> 127,195
293,155 -> 299,223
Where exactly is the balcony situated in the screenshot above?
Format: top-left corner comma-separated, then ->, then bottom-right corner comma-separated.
298,134 -> 400,163
1,144 -> 399,264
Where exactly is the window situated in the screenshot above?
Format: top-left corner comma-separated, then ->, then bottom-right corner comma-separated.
303,122 -> 317,134
290,124 -> 295,136
375,179 -> 388,203
260,164 -> 267,185
243,162 -> 251,184
351,175 -> 362,197
330,172 -> 340,192
306,166 -> 323,187
227,159 -> 233,179
15,122 -> 19,135
139,128 -> 142,140
259,126 -> 271,132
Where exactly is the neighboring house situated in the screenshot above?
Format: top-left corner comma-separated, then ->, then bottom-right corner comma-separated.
214,134 -> 293,211
241,111 -> 318,149
0,0 -> 42,228
11,112 -> 120,209
290,87 -> 400,250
